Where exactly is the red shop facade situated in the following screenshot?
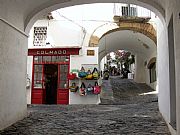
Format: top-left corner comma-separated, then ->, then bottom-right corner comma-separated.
28,47 -> 81,105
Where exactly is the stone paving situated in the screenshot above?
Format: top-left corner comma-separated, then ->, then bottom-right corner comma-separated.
0,77 -> 171,135
100,77 -> 158,105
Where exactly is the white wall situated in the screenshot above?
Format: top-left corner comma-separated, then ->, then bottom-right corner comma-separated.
28,19 -> 92,48
0,21 -> 27,130
172,1 -> 180,134
26,56 -> 33,104
157,18 -> 170,123
134,54 -> 146,83
100,56 -> 107,72
144,52 -> 157,90
28,19 -> 82,48
69,47 -> 100,104
0,1 -> 29,130
71,47 -> 98,69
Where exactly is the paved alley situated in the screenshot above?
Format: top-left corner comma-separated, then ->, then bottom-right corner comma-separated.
0,77 -> 170,135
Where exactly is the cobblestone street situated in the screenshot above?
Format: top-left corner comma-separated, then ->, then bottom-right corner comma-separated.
0,77 -> 170,135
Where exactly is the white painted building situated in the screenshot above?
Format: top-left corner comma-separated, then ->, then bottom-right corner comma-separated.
27,18 -> 101,105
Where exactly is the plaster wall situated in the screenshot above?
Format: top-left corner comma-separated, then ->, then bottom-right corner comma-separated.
151,2 -> 180,134
0,1 -> 25,29
172,1 -> 180,134
134,52 -> 156,86
100,56 -> 107,72
134,54 -> 146,83
26,56 -> 33,104
144,52 -> 157,90
28,19 -> 91,48
156,17 -> 170,123
69,47 -> 100,104
0,21 -> 27,130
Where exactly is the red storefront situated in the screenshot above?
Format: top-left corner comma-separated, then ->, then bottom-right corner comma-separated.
28,47 -> 81,105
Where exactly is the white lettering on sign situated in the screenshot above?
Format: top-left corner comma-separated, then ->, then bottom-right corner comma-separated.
63,50 -> 67,54
49,51 -> 53,54
36,50 -> 67,55
58,51 -> 61,54
54,51 -> 57,54
41,51 -> 44,54
37,51 -> 40,55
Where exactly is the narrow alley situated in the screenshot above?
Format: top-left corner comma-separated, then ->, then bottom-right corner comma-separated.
0,77 -> 170,135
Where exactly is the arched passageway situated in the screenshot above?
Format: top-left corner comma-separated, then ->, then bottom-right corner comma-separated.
98,29 -> 156,86
1,1 -> 180,135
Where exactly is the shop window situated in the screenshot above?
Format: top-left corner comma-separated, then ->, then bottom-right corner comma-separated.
34,56 -> 42,63
52,56 -> 61,62
34,65 -> 43,88
149,62 -> 156,83
34,56 -> 70,63
59,65 -> 68,88
43,56 -> 51,63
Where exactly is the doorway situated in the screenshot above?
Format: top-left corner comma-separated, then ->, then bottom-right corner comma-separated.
44,64 -> 58,104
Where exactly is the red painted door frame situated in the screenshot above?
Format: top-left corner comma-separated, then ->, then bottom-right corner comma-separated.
29,47 -> 80,105
57,64 -> 69,105
31,60 -> 69,104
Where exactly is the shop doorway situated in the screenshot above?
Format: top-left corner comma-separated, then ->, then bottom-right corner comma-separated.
44,64 -> 58,104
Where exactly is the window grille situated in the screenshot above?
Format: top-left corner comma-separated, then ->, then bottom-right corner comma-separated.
33,27 -> 47,46
122,6 -> 137,17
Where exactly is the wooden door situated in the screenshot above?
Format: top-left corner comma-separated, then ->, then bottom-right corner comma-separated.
57,64 -> 69,104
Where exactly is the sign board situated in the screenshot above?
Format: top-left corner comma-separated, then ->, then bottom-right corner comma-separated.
28,48 -> 81,56
87,50 -> 95,56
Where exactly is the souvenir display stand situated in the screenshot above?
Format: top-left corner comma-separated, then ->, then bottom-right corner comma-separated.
69,64 -> 101,104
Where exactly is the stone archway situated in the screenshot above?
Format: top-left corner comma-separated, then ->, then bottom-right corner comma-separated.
24,0 -> 165,34
98,28 -> 157,85
89,21 -> 157,47
2,0 -> 178,134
